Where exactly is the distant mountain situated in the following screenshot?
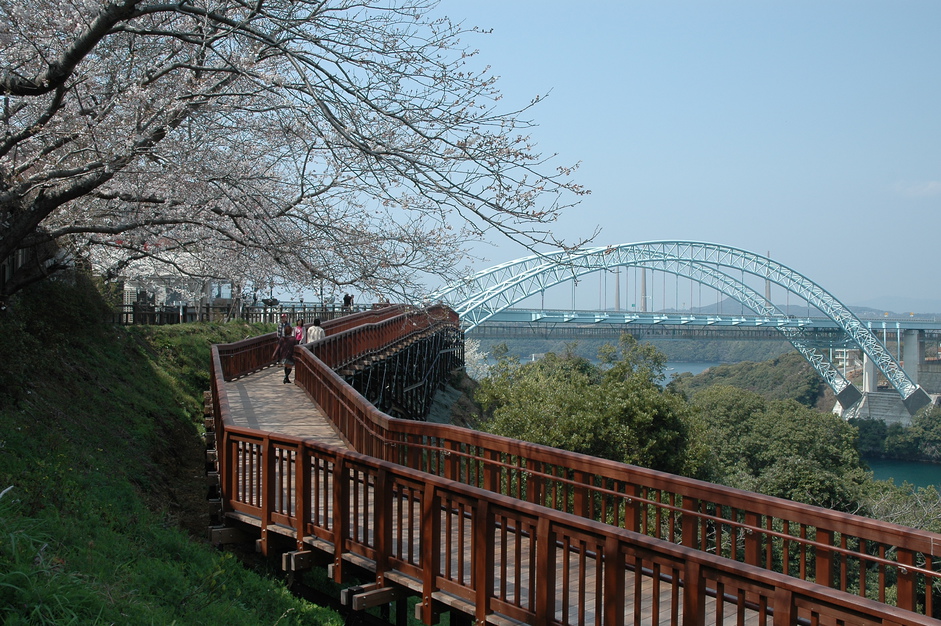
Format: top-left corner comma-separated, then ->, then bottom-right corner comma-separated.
681,297 -> 941,319
846,297 -> 941,318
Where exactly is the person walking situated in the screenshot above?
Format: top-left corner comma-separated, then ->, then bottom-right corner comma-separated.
306,318 -> 325,343
273,314 -> 297,384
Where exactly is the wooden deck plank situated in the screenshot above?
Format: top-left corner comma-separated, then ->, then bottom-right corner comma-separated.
225,366 -> 347,447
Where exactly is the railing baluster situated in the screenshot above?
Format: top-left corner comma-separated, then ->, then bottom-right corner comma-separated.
926,554 -> 936,616
858,537 -> 868,599
799,524 -> 807,581
561,534 -> 571,622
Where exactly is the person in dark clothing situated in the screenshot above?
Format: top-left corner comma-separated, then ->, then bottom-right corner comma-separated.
273,313 -> 296,383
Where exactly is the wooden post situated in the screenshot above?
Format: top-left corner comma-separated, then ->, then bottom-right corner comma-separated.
682,560 -> 706,626
483,449 -> 500,494
407,434 -> 421,472
744,511 -> 760,566
444,440 -> 459,482
603,536 -> 626,626
533,517 -> 555,624
259,437 -> 275,555
573,470 -> 591,518
222,431 -> 236,513
332,456 -> 349,583
815,529 -> 834,588
681,496 -> 699,550
526,461 -> 543,507
419,484 -> 441,625
772,587 -> 794,626
896,549 -> 916,612
375,468 -> 393,584
295,445 -> 311,550
473,500 -> 494,624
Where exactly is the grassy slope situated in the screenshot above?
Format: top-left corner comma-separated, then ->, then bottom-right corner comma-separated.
0,276 -> 342,625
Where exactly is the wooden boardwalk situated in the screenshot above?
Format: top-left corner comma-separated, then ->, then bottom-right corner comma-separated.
223,367 -> 764,625
225,366 -> 347,447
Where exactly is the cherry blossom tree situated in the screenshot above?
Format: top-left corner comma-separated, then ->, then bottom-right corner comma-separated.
0,0 -> 587,302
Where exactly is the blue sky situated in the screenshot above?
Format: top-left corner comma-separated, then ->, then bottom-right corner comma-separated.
434,1 -> 941,312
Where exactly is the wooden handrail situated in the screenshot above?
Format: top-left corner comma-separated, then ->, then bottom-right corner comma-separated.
211,307 -> 941,623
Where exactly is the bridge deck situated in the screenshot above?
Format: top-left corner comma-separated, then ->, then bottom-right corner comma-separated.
225,366 -> 347,447
223,367 -> 761,625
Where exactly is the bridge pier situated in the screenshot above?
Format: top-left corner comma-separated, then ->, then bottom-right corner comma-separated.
903,329 -> 924,386
862,353 -> 878,392
346,327 -> 463,420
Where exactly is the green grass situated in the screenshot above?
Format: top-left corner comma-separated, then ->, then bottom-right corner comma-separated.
0,274 -> 340,625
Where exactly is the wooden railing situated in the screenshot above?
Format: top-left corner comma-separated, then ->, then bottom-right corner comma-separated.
113,301 -> 378,325
215,304 -> 411,381
210,306 -> 941,625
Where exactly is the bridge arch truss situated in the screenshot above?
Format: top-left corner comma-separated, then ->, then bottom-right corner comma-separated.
429,241 -> 930,414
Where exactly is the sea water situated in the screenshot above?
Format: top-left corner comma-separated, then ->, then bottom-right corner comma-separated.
864,458 -> 940,490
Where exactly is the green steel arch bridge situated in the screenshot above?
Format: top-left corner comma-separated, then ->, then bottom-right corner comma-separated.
429,241 -> 936,415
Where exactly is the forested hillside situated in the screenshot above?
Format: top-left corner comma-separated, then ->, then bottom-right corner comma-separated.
667,351 -> 827,408
0,276 -> 341,625
471,335 -> 791,365
471,336 -> 941,527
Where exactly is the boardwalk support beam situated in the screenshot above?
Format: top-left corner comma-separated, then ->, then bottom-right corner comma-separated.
207,525 -> 248,545
341,584 -> 399,611
282,550 -> 314,573
413,600 -> 443,624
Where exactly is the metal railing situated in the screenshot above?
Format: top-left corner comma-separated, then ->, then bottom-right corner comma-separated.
210,306 -> 941,624
113,302 -> 379,325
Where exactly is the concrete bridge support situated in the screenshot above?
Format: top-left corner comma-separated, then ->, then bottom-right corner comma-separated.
902,329 -> 923,387
862,353 -> 878,393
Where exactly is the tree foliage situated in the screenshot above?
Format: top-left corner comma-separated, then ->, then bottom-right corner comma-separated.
669,351 -> 825,408
476,337 -> 708,477
850,417 -> 888,457
690,385 -> 869,511
860,480 -> 941,535
475,335 -> 931,518
0,0 -> 587,299
854,406 -> 941,462
471,336 -> 791,368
